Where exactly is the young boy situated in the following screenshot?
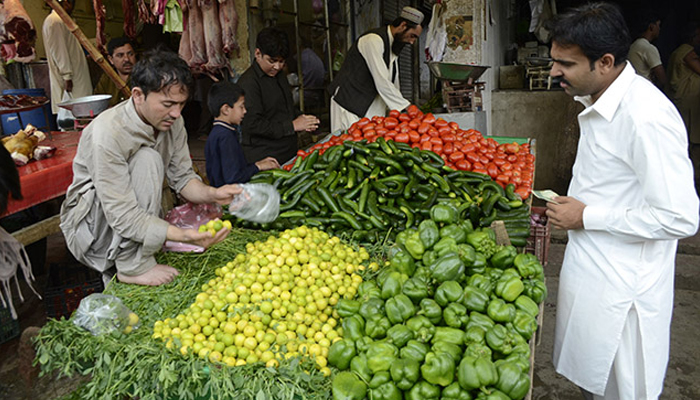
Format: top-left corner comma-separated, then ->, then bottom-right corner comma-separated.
205,81 -> 280,187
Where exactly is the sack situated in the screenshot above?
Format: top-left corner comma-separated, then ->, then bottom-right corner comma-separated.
229,183 -> 280,223
72,294 -> 141,335
57,91 -> 74,130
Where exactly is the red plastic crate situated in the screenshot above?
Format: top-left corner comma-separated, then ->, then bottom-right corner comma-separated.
526,206 -> 551,266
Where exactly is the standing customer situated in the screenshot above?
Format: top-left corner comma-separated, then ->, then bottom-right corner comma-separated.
94,36 -> 137,107
238,27 -> 319,166
627,10 -> 666,88
546,3 -> 699,400
42,0 -> 92,118
60,48 -> 242,287
667,22 -> 700,192
328,6 -> 423,132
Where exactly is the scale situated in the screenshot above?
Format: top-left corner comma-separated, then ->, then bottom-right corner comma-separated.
525,57 -> 554,90
427,62 -> 490,113
73,117 -> 96,131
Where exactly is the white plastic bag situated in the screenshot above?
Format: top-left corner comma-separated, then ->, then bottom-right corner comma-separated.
57,91 -> 74,130
229,183 -> 280,223
72,293 -> 141,335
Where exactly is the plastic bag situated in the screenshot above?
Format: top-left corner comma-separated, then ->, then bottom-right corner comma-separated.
162,202 -> 223,252
229,183 -> 280,223
57,91 -> 74,130
72,293 -> 141,336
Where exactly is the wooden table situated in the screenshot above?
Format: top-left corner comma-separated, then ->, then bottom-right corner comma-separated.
3,130 -> 80,245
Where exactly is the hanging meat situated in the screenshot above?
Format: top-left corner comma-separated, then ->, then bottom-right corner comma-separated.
122,0 -> 137,40
185,0 -> 207,70
177,0 -> 193,63
219,0 -> 239,55
137,0 -> 157,24
93,0 -> 107,55
199,0 -> 227,73
0,0 -> 36,63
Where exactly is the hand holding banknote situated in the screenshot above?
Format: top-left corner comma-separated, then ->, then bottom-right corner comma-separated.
545,195 -> 586,230
533,189 -> 561,204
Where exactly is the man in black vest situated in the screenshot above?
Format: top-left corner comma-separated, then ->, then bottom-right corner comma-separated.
328,7 -> 424,132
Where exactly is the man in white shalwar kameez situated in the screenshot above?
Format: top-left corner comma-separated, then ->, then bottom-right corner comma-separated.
328,7 -> 424,132
545,3 -> 699,400
42,0 -> 92,115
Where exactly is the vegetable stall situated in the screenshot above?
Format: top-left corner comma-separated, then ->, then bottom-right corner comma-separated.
34,109 -> 547,400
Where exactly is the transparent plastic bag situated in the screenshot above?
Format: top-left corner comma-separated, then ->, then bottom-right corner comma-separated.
229,183 -> 280,223
72,294 -> 141,336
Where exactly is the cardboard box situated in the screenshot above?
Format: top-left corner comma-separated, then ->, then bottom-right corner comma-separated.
499,65 -> 525,89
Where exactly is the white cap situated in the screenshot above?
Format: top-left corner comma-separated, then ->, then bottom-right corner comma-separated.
400,6 -> 424,25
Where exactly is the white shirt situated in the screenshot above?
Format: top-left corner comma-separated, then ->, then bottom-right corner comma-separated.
628,38 -> 662,81
553,63 -> 699,397
331,26 -> 411,132
42,11 -> 93,113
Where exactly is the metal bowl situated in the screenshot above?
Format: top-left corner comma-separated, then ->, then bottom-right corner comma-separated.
58,94 -> 112,118
427,62 -> 490,82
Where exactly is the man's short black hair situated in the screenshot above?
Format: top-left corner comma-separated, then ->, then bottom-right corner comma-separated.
548,2 -> 630,69
208,81 -> 245,117
0,146 -> 21,215
107,37 -> 134,56
130,47 -> 194,98
256,27 -> 290,60
390,17 -> 420,30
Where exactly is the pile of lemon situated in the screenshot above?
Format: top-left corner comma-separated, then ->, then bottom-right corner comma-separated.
153,226 -> 376,375
198,218 -> 232,237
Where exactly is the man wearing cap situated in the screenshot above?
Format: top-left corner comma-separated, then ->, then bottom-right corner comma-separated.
328,7 -> 423,132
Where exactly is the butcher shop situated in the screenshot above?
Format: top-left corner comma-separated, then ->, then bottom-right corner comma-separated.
1,0 -> 700,399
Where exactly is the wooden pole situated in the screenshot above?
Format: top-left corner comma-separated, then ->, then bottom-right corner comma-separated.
44,0 -> 131,99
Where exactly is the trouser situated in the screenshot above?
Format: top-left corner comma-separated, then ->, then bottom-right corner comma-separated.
579,306 -> 652,400
68,148 -> 164,279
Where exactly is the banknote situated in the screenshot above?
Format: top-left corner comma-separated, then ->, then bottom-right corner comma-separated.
532,189 -> 560,204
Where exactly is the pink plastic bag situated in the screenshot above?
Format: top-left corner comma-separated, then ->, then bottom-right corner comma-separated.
161,202 -> 223,252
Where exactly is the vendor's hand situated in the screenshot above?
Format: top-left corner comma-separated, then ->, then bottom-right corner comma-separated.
211,184 -> 243,205
256,157 -> 280,171
64,79 -> 73,93
293,114 -> 320,132
166,225 -> 229,248
546,196 -> 586,230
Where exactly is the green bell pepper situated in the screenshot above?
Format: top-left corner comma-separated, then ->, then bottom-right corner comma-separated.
464,326 -> 487,346
487,298 -> 516,323
370,382 -> 402,400
467,274 -> 494,296
390,358 -> 421,390
365,315 -> 392,339
332,371 -> 367,400
489,245 -> 517,269
381,271 -> 405,300
419,298 -> 443,324
494,275 -> 525,302
366,341 -> 399,374
484,267 -> 504,283
463,342 -> 493,360
429,252 -> 465,283
395,229 -> 409,247
443,303 -> 469,329
498,267 -> 521,281
336,299 -> 361,318
419,219 -> 441,249
369,371 -> 392,389
432,340 -> 463,363
422,250 -> 438,267
485,324 -> 516,355
328,339 -> 356,370
467,252 -> 488,275
355,336 -> 374,353
431,203 -> 458,224
467,311 -> 495,332
421,351 -> 455,387
350,353 -> 372,382
441,381 -> 473,400
502,353 -> 531,374
342,315 -> 365,341
462,285 -> 490,313
431,326 -> 465,346
400,339 -> 430,362
359,297 -> 385,321
391,249 -> 416,276
458,219 -> 474,234
512,310 -> 538,341
406,381 -> 441,400
406,315 -> 436,342
495,361 -> 531,400
435,280 -> 463,307
385,294 -> 417,324
440,224 -> 468,244
405,230 -> 426,259
402,276 -> 430,303
387,324 -> 415,348
434,237 -> 459,257
358,281 -> 382,301
514,295 -> 539,317
475,389 -> 510,400
457,355 -> 498,391
523,278 -> 548,304
514,253 -> 544,279
457,243 -> 477,266
414,265 -> 432,282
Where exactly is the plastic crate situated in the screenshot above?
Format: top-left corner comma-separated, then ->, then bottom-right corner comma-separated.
526,206 -> 551,266
0,305 -> 20,344
44,264 -> 104,320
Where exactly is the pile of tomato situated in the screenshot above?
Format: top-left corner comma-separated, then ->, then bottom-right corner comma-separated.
286,105 -> 534,200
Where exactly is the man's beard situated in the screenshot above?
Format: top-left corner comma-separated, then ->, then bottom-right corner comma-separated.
392,36 -> 408,55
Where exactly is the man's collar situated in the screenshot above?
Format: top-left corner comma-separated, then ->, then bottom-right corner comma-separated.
213,119 -> 236,130
575,62 -> 635,121
125,98 -> 155,136
252,59 -> 268,78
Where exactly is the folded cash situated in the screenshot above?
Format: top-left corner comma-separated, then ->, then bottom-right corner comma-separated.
533,189 -> 560,204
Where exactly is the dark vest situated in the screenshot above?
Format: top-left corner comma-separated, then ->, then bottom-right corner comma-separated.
328,26 -> 391,117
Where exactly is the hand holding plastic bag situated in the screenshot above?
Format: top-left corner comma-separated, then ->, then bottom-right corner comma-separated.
228,183 -> 280,223
72,294 -> 141,335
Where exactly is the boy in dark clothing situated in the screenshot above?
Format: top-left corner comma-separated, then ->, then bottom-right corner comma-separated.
205,82 -> 280,187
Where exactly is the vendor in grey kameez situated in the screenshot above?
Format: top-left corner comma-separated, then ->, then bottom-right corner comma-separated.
60,49 -> 242,287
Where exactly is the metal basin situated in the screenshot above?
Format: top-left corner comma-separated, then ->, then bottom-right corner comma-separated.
58,94 -> 112,118
427,62 -> 490,82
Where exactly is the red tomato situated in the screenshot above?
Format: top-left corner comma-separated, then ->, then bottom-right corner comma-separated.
449,121 -> 460,130
422,113 -> 436,124
441,132 -> 456,142
510,175 -> 522,185
443,142 -> 454,155
385,130 -> 397,139
514,186 -> 531,200
363,129 -> 376,138
507,155 -> 518,163
372,115 -> 384,124
357,117 -> 370,128
473,168 -> 488,175
399,113 -> 411,122
361,122 -> 377,132
504,143 -> 520,154
417,122 -> 431,135
384,117 -> 399,129
389,109 -> 400,118
479,155 -> 490,165
296,150 -> 307,157
428,127 -> 439,137
501,162 -> 513,171
408,130 -> 421,143
411,142 -> 421,148
375,128 -> 388,136
429,136 -> 444,146
493,158 -> 506,167
421,141 -> 433,151
486,163 -> 499,178
406,105 -> 420,118
449,151 -> 465,162
434,118 -> 449,128
408,119 -> 420,130
462,143 -> 476,153
455,159 -> 471,171
495,174 -> 510,185
466,152 -> 480,164
432,144 -> 443,154
420,134 -> 431,143
394,132 -> 410,143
